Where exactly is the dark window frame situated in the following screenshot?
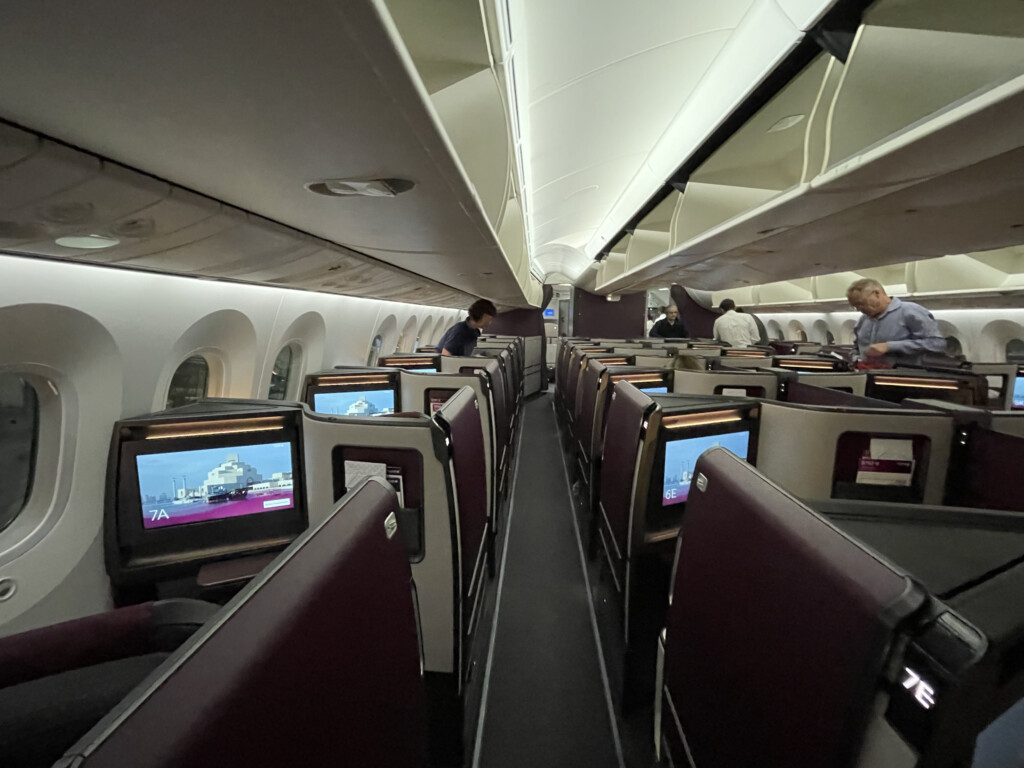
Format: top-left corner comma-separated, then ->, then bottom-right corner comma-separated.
0,376 -> 39,533
166,355 -> 210,410
269,344 -> 298,400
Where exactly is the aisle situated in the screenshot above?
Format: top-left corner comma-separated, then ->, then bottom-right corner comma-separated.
475,394 -> 623,768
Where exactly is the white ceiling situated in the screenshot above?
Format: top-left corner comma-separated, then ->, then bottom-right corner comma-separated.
507,0 -> 840,281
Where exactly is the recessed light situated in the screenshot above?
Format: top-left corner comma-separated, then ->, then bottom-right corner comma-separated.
767,114 -> 805,133
54,234 -> 120,249
305,178 -> 415,198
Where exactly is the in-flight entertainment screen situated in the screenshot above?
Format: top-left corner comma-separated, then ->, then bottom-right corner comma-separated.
136,442 -> 295,529
662,431 -> 750,506
640,386 -> 668,393
312,388 -> 396,417
1013,376 -> 1024,409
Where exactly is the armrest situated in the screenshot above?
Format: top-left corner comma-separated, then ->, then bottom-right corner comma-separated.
149,599 -> 221,652
0,603 -> 155,689
0,599 -> 219,689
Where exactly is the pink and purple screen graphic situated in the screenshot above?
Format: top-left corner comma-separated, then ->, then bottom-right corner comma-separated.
137,442 -> 295,529
662,431 -> 749,506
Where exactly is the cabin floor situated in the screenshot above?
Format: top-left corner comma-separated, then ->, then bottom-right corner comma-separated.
475,393 -> 652,768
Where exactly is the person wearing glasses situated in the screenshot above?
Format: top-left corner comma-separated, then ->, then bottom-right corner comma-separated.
846,279 -> 945,365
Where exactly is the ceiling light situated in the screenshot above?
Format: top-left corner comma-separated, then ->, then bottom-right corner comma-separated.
305,178 -> 415,198
54,234 -> 120,249
767,114 -> 805,133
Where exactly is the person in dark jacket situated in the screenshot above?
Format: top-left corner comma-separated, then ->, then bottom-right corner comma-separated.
649,305 -> 688,338
436,298 -> 497,356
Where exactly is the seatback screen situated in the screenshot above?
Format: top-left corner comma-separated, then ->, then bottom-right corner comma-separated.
137,442 -> 295,529
640,386 -> 668,393
662,431 -> 750,506
313,388 -> 396,416
1013,376 -> 1024,409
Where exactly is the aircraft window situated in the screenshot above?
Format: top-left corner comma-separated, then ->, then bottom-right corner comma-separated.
826,331 -> 835,345
797,330 -> 808,342
367,336 -> 383,367
0,375 -> 38,533
269,343 -> 298,400
1006,339 -> 1024,365
945,336 -> 964,357
166,356 -> 209,409
395,335 -> 405,354
413,337 -> 420,352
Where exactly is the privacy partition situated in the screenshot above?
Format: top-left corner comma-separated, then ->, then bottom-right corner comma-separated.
756,401 -> 954,505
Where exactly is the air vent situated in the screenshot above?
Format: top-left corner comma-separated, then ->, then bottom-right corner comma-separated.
304,178 -> 415,198
38,201 -> 94,225
112,217 -> 156,238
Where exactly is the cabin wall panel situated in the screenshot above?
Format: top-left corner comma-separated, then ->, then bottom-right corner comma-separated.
0,301 -> 122,635
0,255 -> 473,634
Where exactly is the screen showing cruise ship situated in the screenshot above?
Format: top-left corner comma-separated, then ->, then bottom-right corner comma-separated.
312,389 -> 396,416
662,431 -> 750,506
137,442 -> 295,529
1013,376 -> 1024,409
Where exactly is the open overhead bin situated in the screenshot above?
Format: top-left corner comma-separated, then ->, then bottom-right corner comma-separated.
595,0 -> 1024,296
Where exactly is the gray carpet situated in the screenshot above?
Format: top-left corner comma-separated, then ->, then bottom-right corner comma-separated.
476,395 -> 621,768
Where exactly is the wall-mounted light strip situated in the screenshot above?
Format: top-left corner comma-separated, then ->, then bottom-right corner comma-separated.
778,360 -> 834,370
602,358 -> 630,366
724,349 -> 771,358
874,377 -> 959,390
663,410 -> 745,429
313,375 -> 391,386
690,344 -> 723,350
145,417 -> 285,440
612,375 -> 664,385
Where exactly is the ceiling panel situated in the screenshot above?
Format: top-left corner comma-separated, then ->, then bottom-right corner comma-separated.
0,0 -> 527,305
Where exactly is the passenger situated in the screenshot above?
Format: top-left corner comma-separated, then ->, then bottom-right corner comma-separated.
645,309 -> 658,336
437,299 -> 497,356
846,278 -> 945,365
737,306 -> 768,345
713,299 -> 760,347
649,305 -> 688,338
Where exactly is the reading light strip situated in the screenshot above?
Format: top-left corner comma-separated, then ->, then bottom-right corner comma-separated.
726,350 -> 770,357
602,358 -> 630,366
314,376 -> 391,385
779,361 -> 833,369
663,411 -> 744,429
874,378 -> 959,390
146,421 -> 285,440
613,376 -> 663,385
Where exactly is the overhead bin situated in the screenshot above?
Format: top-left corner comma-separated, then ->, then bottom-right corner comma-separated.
596,0 -> 1024,295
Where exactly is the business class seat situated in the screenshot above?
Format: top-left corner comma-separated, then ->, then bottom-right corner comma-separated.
657,448 -> 921,768
2,479 -> 426,768
0,599 -> 218,768
434,387 -> 492,649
